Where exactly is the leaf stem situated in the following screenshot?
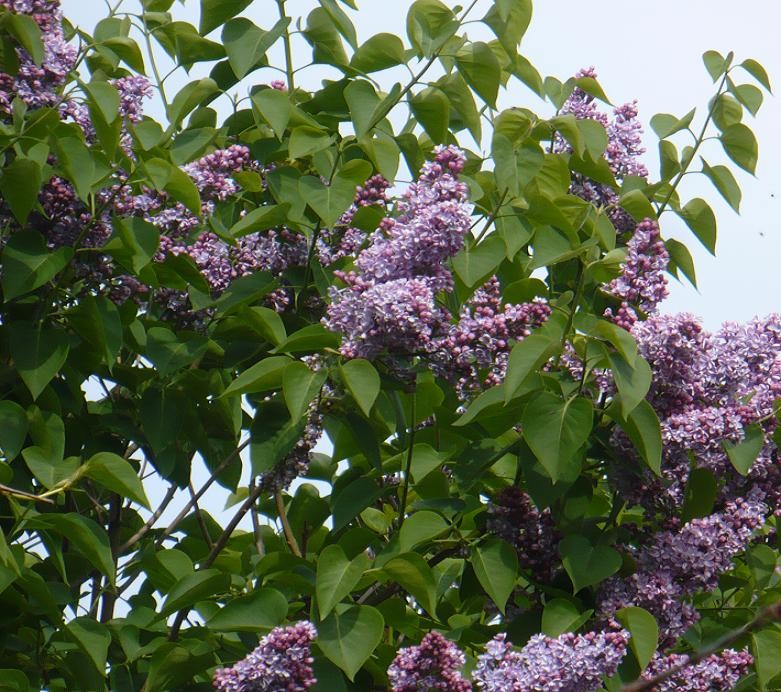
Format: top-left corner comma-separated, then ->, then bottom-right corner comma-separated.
276,490 -> 302,557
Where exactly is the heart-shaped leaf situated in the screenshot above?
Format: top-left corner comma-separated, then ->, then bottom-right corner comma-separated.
317,605 -> 384,680
559,535 -> 621,593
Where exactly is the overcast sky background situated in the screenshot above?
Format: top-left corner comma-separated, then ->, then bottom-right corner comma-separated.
59,1 -> 781,542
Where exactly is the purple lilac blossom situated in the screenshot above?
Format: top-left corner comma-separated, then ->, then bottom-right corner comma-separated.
598,496 -> 767,646
640,649 -> 753,691
325,145 -> 472,359
485,485 -> 560,582
473,627 -> 629,692
212,621 -> 317,691
0,0 -> 76,114
603,218 -> 669,329
431,277 -> 551,399
387,631 -> 472,691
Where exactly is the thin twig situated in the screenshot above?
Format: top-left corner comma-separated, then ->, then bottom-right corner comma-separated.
276,491 -> 302,558
117,483 -> 177,553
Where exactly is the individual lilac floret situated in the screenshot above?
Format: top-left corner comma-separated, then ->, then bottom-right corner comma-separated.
599,497 -> 767,646
0,0 -> 77,114
212,621 -> 317,691
432,277 -> 551,399
640,649 -> 753,691
387,631 -> 472,691
603,218 -> 669,329
473,627 -> 629,692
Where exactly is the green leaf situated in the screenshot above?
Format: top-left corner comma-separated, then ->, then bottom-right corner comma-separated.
242,306 -> 287,345
206,588 -> 288,631
299,159 -> 372,227
703,49 -> 729,81
0,157 -> 42,224
410,87 -> 450,144
550,114 -> 584,156
84,452 -> 150,509
200,0 -> 253,34
681,468 -> 718,523
620,189 -> 656,221
331,477 -> 383,531
522,393 -> 593,482
456,41 -> 501,108
316,544 -> 370,619
559,535 -> 621,593
504,313 -> 567,401
66,618 -> 111,675
8,323 -> 69,400
452,235 -> 506,288
0,401 -> 28,461
616,606 -> 658,670
471,538 -> 518,613
222,17 -> 288,79
731,83 -> 763,116
55,137 -> 96,202
679,198 -> 717,253
740,58 -> 772,92
2,230 -> 73,301
317,605 -> 384,680
351,33 -> 405,72
753,629 -> 781,689
283,361 -> 327,421
104,217 -> 160,274
170,127 -> 216,165
542,598 -> 592,637
607,351 -> 652,418
160,568 -> 230,616
701,159 -> 741,212
340,359 -> 380,417
146,327 -> 208,376
610,398 -> 662,475
398,511 -> 448,551
32,513 -> 115,582
222,356 -> 291,398
304,7 -> 349,66
665,238 -> 697,287
168,78 -> 220,127
723,423 -> 764,475
252,88 -> 291,139
720,122 -> 758,174
101,36 -> 146,73
382,553 -> 437,616
69,295 -> 123,368
344,80 -> 382,137
650,108 -> 696,139
406,0 -> 457,58
145,158 -> 202,215
250,400 -> 308,475
289,126 -> 336,160
7,14 -> 44,65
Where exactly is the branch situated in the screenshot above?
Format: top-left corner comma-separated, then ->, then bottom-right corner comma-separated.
276,490 -> 302,558
117,483 -> 177,554
622,600 -> 781,692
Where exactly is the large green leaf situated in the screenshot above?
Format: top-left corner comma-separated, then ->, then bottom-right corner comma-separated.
222,17 -> 288,78
701,159 -> 741,212
723,423 -> 765,475
616,606 -> 658,670
559,535 -> 621,593
609,398 -> 662,475
720,122 -> 758,174
8,323 -> 69,400
2,231 -> 73,301
316,544 -> 370,619
66,618 -> 111,675
206,588 -> 288,631
351,33 -> 405,73
339,359 -> 380,417
0,158 -> 42,224
522,393 -> 593,482
222,356 -> 291,398
753,629 -> 781,689
541,598 -> 592,638
69,295 -> 123,369
504,313 -> 567,401
382,553 -> 437,616
84,452 -> 150,509
199,0 -> 253,34
299,159 -> 372,227
317,605 -> 384,680
283,361 -> 327,421
406,0 -> 457,58
160,569 -> 230,616
471,538 -> 518,613
0,401 -> 28,461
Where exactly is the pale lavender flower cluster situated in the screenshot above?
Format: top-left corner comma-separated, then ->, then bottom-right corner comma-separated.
0,0 -> 76,113
640,649 -> 753,691
212,621 -> 317,691
325,146 -> 471,359
485,485 -> 560,582
603,218 -> 669,329
432,277 -> 551,399
621,313 -> 781,509
472,628 -> 629,691
599,496 -> 767,645
387,631 -> 472,691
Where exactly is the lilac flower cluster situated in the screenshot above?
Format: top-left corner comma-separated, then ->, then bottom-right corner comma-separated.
622,313 -> 781,509
640,649 -> 753,691
599,496 -> 767,645
387,631 -> 472,691
603,218 -> 669,329
212,621 -> 317,691
472,627 -> 629,691
0,0 -> 76,114
485,485 -> 560,582
432,277 -> 552,399
557,68 -> 647,232
325,146 -> 472,359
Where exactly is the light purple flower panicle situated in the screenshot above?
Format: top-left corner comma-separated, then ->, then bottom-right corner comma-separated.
387,631 -> 472,691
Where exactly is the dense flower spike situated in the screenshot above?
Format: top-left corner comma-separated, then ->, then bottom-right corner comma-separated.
599,497 -> 767,645
603,218 -> 669,329
387,632 -> 472,691
0,0 -> 76,113
431,277 -> 551,399
212,621 -> 317,691
325,145 -> 471,358
473,628 -> 629,691
640,649 -> 753,691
